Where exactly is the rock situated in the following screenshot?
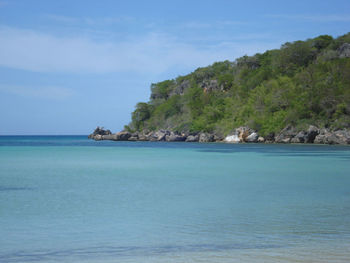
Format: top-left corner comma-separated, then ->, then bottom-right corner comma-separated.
116,131 -> 131,141
334,129 -> 350,144
258,136 -> 265,143
199,133 -> 215,143
314,128 -> 330,144
137,134 -> 149,141
314,129 -> 350,145
201,79 -> 223,93
281,138 -> 291,143
224,134 -> 240,143
88,126 -> 112,140
169,80 -> 190,96
235,126 -> 253,142
128,132 -> 139,141
143,132 -> 154,141
186,135 -> 199,142
246,132 -> 259,143
305,125 -> 319,143
150,130 -> 170,141
265,133 -> 275,143
338,43 -> 350,58
165,132 -> 187,142
291,131 -> 307,143
94,134 -> 103,141
275,125 -> 297,143
224,127 -> 257,143
102,134 -> 118,140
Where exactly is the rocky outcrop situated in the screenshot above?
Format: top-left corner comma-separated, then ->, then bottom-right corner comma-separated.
275,125 -> 297,143
88,127 -> 131,141
199,133 -> 215,143
338,43 -> 350,58
115,131 -> 132,141
185,134 -> 199,142
224,134 -> 240,143
224,127 -> 258,143
88,127 -> 112,139
165,132 -> 187,142
169,80 -> 190,96
314,129 -> 350,144
275,125 -> 319,144
88,126 -> 350,145
201,79 -> 224,93
246,132 -> 259,143
149,130 -> 170,141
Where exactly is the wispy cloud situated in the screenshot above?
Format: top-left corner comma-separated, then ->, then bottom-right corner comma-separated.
44,14 -> 80,24
0,85 -> 74,100
267,14 -> 350,22
0,26 -> 277,75
172,20 -> 248,30
44,14 -> 135,26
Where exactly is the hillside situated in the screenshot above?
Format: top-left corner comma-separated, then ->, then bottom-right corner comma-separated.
125,33 -> 350,138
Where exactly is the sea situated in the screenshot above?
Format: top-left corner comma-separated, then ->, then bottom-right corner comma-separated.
0,135 -> 350,263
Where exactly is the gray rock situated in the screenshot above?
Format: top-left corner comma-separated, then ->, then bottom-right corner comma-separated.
138,134 -> 149,141
102,134 -> 118,140
151,130 -> 170,141
185,135 -> 199,142
88,126 -> 112,139
275,125 -> 297,143
265,133 -> 275,143
334,129 -> 350,144
116,131 -> 132,141
291,131 -> 307,143
201,79 -> 223,93
338,43 -> 350,58
314,129 -> 350,145
165,132 -> 187,142
199,133 -> 215,143
169,80 -> 190,96
305,125 -> 319,143
281,137 -> 291,143
128,132 -> 139,141
94,134 -> 103,141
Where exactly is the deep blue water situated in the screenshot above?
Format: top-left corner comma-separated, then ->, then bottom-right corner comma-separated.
1,136 -> 350,262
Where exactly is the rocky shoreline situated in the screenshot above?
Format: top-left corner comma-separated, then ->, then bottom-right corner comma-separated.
88,125 -> 350,145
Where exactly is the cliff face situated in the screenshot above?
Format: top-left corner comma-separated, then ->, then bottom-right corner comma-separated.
124,33 -> 350,139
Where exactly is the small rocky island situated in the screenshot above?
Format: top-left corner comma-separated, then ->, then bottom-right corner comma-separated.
88,125 -> 350,145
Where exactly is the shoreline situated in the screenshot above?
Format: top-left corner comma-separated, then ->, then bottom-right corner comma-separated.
88,125 -> 350,145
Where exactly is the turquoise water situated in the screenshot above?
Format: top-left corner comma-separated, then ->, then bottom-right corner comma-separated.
1,136 -> 350,262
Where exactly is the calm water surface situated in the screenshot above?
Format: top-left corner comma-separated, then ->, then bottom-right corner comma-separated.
0,136 -> 350,262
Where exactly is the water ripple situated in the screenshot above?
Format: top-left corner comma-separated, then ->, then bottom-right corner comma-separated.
0,243 -> 283,262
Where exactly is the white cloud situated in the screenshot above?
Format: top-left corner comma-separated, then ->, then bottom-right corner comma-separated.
267,14 -> 350,22
44,14 -> 134,26
0,85 -> 74,100
0,26 -> 276,74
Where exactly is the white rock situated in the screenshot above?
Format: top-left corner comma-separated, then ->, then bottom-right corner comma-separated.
224,134 -> 240,143
246,132 -> 258,142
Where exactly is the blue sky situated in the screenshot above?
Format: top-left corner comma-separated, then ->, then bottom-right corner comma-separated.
0,0 -> 349,134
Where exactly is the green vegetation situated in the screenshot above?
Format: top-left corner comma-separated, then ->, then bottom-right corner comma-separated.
126,33 -> 350,137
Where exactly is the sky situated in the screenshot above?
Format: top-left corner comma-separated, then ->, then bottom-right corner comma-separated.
0,0 -> 349,135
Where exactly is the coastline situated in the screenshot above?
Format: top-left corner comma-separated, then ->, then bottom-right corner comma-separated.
88,125 -> 350,145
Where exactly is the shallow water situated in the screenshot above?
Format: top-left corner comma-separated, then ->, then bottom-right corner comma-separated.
1,136 -> 350,262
